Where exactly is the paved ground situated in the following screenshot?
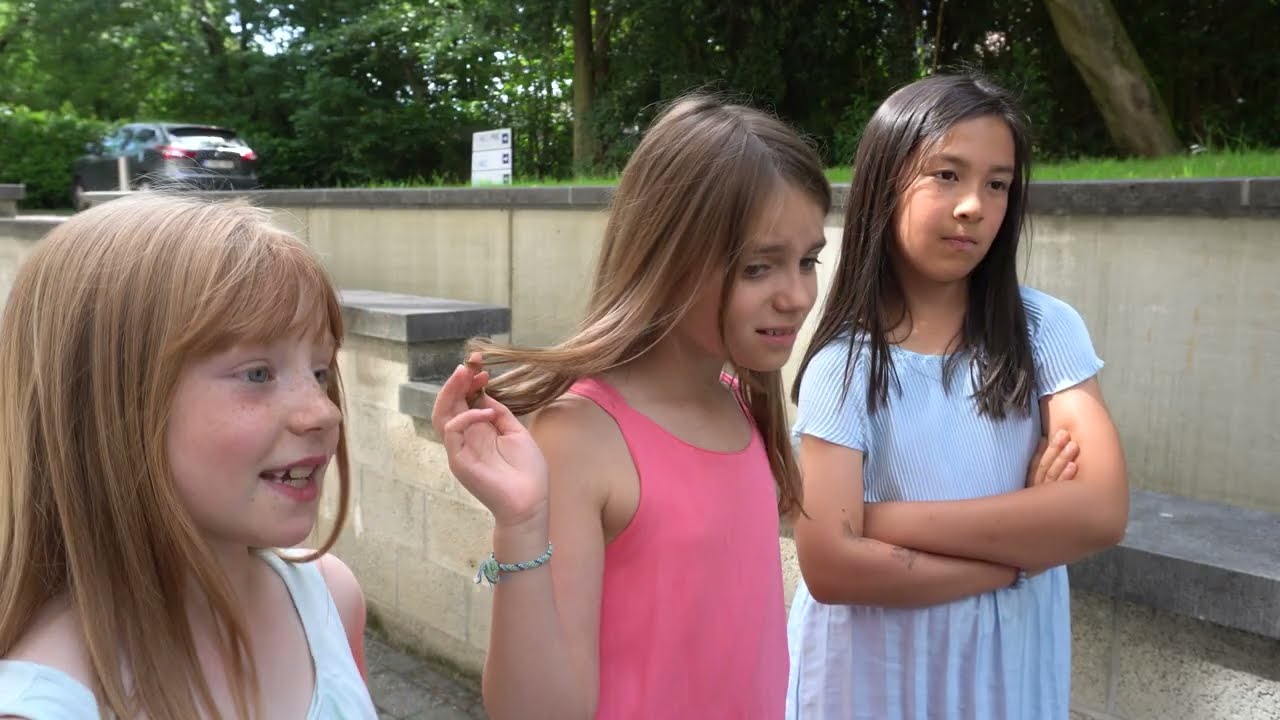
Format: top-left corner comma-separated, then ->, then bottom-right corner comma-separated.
365,631 -> 486,719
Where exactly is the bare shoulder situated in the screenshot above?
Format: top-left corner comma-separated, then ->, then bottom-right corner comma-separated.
2,596 -> 95,690
314,553 -> 366,635
529,389 -> 624,456
529,392 -> 614,436
529,393 -> 628,474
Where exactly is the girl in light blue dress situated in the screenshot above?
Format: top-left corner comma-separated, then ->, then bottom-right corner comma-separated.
786,74 -> 1128,719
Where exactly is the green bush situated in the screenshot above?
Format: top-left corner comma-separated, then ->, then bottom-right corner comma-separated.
0,105 -> 107,210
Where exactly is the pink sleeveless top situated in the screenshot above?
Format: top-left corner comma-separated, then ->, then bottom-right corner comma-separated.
568,376 -> 788,719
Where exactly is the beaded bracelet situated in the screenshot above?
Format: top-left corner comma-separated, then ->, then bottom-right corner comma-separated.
474,542 -> 553,586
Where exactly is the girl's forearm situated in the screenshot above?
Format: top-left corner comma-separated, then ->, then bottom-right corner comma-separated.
799,535 -> 1018,608
862,481 -> 1126,570
481,520 -> 595,720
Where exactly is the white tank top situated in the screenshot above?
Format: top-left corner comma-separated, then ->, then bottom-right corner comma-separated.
0,550 -> 377,719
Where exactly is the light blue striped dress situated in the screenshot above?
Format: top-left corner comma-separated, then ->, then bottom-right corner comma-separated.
785,286 -> 1103,720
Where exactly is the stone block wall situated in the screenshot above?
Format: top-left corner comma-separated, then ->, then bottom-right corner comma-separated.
310,291 -> 508,675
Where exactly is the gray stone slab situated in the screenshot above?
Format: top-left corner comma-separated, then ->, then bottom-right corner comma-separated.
0,184 -> 25,200
1068,490 -> 1280,640
1246,177 -> 1280,211
567,185 -> 615,206
339,290 -> 510,344
399,381 -> 442,422
1027,179 -> 1262,217
73,178 -> 1280,216
84,186 -> 609,210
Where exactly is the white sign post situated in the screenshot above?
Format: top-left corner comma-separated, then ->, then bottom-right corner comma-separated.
471,128 -> 513,186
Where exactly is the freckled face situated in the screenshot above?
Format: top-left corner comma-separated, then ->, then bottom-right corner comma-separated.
166,331 -> 341,549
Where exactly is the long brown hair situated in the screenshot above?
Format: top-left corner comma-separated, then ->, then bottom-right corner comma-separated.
794,73 -> 1036,419
474,95 -> 830,516
0,193 -> 351,718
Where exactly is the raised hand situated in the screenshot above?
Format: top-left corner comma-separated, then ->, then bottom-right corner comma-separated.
431,352 -> 549,528
1026,429 -> 1079,488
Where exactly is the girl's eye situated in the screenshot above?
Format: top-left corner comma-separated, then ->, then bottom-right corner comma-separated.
242,366 -> 273,383
989,179 -> 1009,191
800,257 -> 822,271
935,170 -> 959,182
314,368 -> 331,386
743,264 -> 768,279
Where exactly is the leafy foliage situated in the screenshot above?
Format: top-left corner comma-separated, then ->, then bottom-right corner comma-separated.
0,0 -> 1274,207
0,105 -> 106,208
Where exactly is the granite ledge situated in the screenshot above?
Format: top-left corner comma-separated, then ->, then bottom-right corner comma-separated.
1068,489 -> 1280,640
1027,177 -> 1280,217
338,289 -> 510,344
399,381 -> 443,423
82,177 -> 1280,216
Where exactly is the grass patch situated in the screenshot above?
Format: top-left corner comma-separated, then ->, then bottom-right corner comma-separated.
821,150 -> 1279,183
1031,150 -> 1279,181
255,150 -> 1280,192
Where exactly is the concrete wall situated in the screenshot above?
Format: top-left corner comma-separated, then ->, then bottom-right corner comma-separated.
56,180 -> 1280,513
240,191 -> 1280,514
1021,215 -> 1280,513
333,207 -> 1277,513
260,201 -> 610,349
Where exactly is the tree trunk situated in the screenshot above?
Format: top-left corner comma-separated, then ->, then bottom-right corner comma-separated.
572,0 -> 599,174
1044,0 -> 1180,156
592,3 -> 611,91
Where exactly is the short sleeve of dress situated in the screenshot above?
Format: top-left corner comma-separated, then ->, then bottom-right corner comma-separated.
1025,287 -> 1105,398
792,337 -> 870,452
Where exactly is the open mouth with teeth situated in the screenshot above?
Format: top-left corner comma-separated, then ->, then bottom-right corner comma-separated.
259,466 -> 316,488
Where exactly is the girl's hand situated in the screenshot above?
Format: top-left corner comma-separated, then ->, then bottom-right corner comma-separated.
1026,429 -> 1079,487
431,353 -> 549,528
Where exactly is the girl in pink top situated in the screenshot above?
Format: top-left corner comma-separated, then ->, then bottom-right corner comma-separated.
430,95 -> 832,719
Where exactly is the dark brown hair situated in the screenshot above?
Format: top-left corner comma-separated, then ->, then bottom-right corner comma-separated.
794,73 -> 1036,419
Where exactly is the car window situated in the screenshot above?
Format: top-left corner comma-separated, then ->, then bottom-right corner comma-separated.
100,127 -> 132,154
167,127 -> 247,148
123,127 -> 157,154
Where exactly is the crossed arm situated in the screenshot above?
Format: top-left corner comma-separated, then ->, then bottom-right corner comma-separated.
860,377 -> 1127,571
793,434 -> 1021,607
794,377 -> 1127,606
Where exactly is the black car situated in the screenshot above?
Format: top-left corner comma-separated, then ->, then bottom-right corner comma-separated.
72,122 -> 260,208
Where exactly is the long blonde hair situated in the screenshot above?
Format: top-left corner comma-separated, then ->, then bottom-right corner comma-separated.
0,194 -> 351,718
476,95 -> 831,516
